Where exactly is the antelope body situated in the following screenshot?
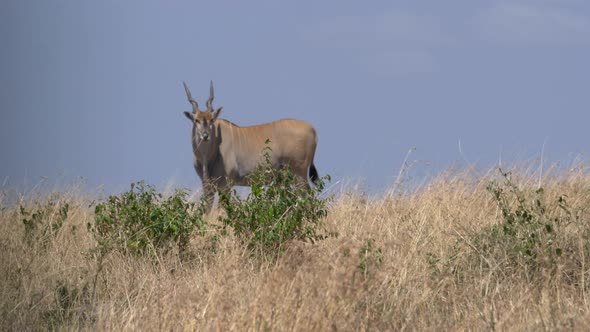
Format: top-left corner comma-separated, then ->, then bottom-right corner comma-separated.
182,81 -> 319,212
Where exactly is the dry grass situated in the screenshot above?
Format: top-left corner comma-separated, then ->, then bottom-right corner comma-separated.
2,163 -> 590,331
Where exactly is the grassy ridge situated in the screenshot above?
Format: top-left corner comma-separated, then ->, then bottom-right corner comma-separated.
2,164 -> 590,330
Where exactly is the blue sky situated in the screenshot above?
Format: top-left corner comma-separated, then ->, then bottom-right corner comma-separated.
1,0 -> 589,193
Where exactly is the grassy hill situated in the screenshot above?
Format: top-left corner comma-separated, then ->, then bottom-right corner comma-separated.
2,164 -> 590,330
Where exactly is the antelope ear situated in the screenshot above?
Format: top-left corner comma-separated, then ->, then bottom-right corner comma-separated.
213,107 -> 223,120
184,111 -> 194,121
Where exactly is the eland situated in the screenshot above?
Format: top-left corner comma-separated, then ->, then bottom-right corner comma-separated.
182,81 -> 320,212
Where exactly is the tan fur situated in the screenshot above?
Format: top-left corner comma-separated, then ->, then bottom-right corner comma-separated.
214,119 -> 317,184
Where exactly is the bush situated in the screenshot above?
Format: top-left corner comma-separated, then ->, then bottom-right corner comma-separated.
20,196 -> 69,247
425,169 -> 585,287
486,172 -> 564,261
358,238 -> 383,279
89,181 -> 206,257
469,169 -> 579,281
219,143 -> 331,257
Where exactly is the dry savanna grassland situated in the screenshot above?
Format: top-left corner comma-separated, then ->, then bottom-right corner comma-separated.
2,162 -> 590,331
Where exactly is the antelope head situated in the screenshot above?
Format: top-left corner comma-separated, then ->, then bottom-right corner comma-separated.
183,81 -> 223,143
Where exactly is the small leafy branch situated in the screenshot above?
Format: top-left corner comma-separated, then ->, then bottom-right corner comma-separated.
474,169 -> 578,277
219,141 -> 331,257
20,196 -> 69,247
358,238 -> 383,278
89,181 -> 206,257
426,169 -> 582,285
487,170 -> 566,259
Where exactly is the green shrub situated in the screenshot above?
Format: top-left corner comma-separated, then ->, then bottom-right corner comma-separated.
20,196 -> 69,247
358,238 -> 383,278
469,169 -> 578,280
486,171 -> 564,260
426,170 -> 582,285
219,143 -> 331,257
89,181 -> 206,257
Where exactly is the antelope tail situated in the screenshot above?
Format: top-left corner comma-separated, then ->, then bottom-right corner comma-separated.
309,163 -> 319,185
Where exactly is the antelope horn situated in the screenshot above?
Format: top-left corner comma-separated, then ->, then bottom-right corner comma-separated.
206,80 -> 214,112
183,81 -> 199,112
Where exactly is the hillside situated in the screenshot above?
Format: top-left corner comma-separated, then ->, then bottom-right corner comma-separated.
2,164 -> 590,330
